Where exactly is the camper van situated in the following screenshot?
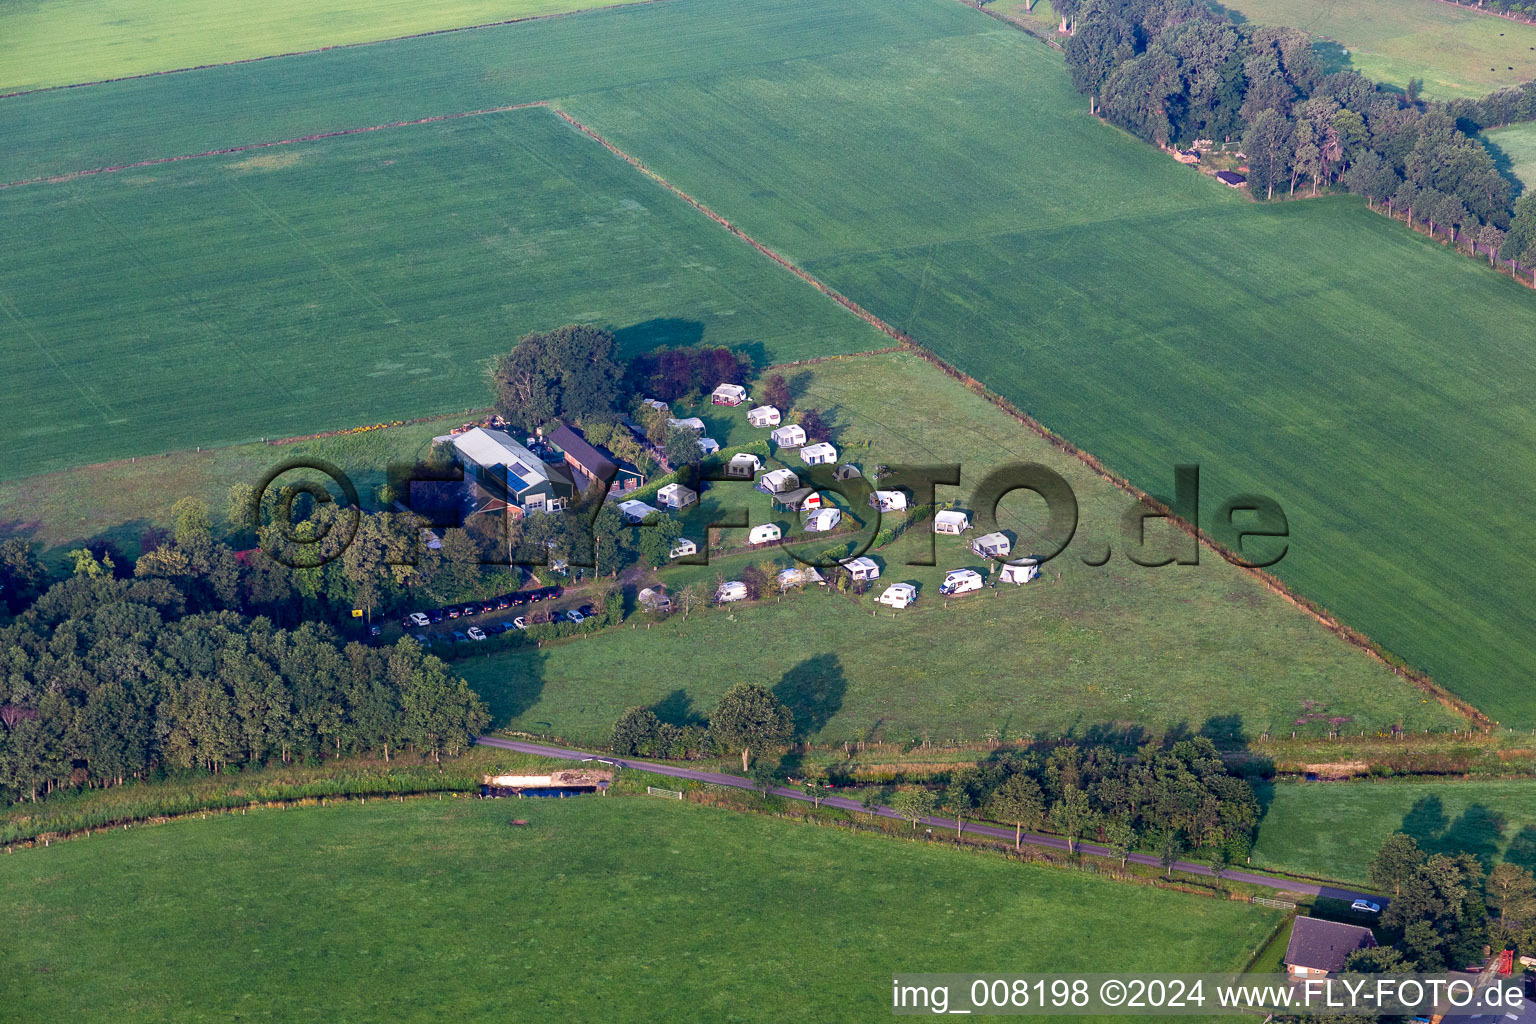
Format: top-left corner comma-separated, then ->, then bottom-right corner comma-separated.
716,581 -> 749,603
939,569 -> 984,596
878,583 -> 918,609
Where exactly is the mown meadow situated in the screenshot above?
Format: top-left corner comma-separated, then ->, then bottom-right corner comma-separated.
0,0 -> 648,93
1251,778 -> 1536,884
0,793 -> 1282,1022
1215,0 -> 1536,99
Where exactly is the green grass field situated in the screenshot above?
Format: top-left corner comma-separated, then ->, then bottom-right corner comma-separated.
0,105 -> 885,480
0,0 -> 647,93
550,16 -> 1536,727
0,0 -> 983,184
1483,119 -> 1536,189
1217,0 -> 1536,99
1252,779 -> 1536,885
0,794 -> 1282,1022
457,352 -> 1457,745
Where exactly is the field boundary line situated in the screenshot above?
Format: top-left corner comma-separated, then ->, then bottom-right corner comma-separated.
0,0 -> 669,101
0,102 -> 550,192
551,107 -> 1489,729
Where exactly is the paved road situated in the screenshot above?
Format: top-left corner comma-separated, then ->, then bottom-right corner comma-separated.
477,737 -> 1385,905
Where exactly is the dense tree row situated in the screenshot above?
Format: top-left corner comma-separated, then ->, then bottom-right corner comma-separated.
625,345 -> 752,403
950,737 -> 1262,863
1364,832 -> 1536,969
1062,0 -> 1516,254
0,567 -> 488,804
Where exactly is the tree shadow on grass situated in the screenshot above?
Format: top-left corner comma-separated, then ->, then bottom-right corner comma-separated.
462,644 -> 545,731
773,653 -> 846,740
1505,826 -> 1536,872
1400,795 -> 1507,869
649,688 -> 707,728
612,317 -> 704,357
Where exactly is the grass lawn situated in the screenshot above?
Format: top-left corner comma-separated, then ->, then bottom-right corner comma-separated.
0,794 -> 1282,1022
555,19 -> 1536,728
0,104 -> 885,480
1252,778 -> 1536,884
0,0 -> 648,93
1483,119 -> 1536,189
1216,0 -> 1536,98
0,0 -> 984,184
457,352 -> 1457,745
0,414 -> 466,566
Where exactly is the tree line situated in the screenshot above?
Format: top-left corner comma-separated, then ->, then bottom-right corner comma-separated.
0,560 -> 489,804
1061,0 -> 1525,261
1360,831 -> 1536,971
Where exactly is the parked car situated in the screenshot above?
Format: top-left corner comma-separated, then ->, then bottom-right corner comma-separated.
495,597 -> 511,610
577,604 -> 596,617
480,602 -> 497,614
513,617 -> 527,630
427,609 -> 445,624
452,631 -> 468,643
461,604 -> 480,617
404,612 -> 430,628
565,609 -> 585,624
467,626 -> 487,641
368,625 -> 382,638
447,607 -> 462,619
1350,899 -> 1381,914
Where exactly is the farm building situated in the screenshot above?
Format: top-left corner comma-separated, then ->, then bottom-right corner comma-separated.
833,464 -> 861,481
747,405 -> 781,428
804,507 -> 842,532
800,442 -> 838,466
669,416 -> 706,432
842,556 -> 881,582
548,422 -> 645,495
758,468 -> 799,494
934,510 -> 971,534
452,427 -> 575,515
669,538 -> 698,559
971,532 -> 1011,558
997,559 -> 1039,585
778,566 -> 825,589
749,523 -> 783,545
878,583 -> 917,609
657,482 -> 697,510
712,383 -> 748,406
870,489 -> 907,512
638,586 -> 672,613
617,499 -> 662,524
726,453 -> 762,478
1215,170 -> 1246,187
716,580 -> 748,603
1284,919 -> 1376,978
773,487 -> 822,512
1173,148 -> 1200,164
770,424 -> 807,448
696,437 -> 720,456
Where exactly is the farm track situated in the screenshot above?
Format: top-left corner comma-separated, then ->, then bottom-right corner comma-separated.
0,0 -> 669,101
0,102 -> 551,191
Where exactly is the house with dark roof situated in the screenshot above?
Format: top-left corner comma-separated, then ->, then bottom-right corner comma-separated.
1284,918 -> 1377,977
547,423 -> 645,496
1215,170 -> 1247,188
452,427 -> 575,515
